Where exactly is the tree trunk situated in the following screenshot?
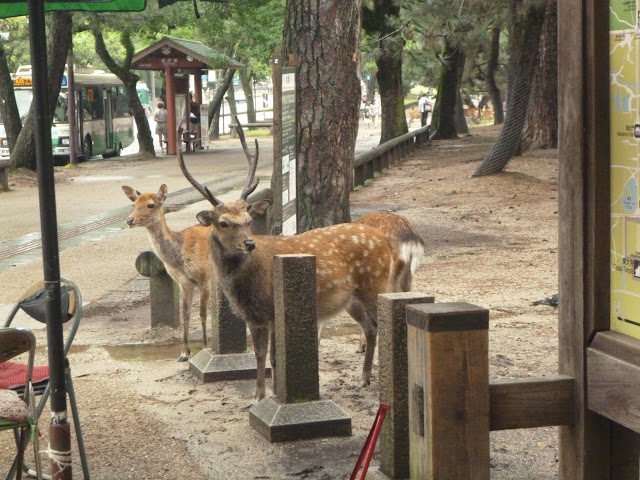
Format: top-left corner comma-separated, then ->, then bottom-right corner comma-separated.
454,91 -> 470,135
207,68 -> 235,140
472,2 -> 546,177
521,0 -> 557,150
430,39 -> 464,140
238,67 -> 256,124
92,29 -> 154,155
362,0 -> 407,144
486,27 -> 505,125
0,42 -> 21,152
11,11 -> 72,169
376,50 -> 408,144
283,0 -> 362,231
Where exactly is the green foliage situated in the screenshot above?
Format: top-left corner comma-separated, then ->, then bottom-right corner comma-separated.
400,0 -> 510,102
0,17 -> 34,72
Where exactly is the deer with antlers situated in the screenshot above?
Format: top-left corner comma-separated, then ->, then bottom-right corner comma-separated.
122,184 -> 211,362
178,124 -> 423,401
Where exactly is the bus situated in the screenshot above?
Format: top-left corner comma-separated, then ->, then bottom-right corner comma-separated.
0,65 -> 135,164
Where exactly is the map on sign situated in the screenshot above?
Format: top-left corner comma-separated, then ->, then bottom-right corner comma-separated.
610,0 -> 640,339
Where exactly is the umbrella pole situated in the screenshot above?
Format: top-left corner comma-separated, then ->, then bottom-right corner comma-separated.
26,0 -> 71,478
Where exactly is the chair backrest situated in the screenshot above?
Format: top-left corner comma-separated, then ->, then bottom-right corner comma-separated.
3,278 -> 82,357
0,328 -> 35,383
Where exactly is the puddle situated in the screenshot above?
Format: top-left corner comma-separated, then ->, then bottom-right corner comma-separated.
104,339 -> 204,362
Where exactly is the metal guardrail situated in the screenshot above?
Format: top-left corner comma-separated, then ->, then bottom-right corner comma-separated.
353,125 -> 430,189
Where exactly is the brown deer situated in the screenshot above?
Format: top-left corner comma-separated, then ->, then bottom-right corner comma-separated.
178,127 -> 414,402
122,184 -> 211,362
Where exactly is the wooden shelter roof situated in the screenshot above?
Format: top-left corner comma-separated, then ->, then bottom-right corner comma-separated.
132,36 -> 244,71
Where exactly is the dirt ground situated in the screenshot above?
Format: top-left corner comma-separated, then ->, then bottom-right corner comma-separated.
1,124 -> 560,479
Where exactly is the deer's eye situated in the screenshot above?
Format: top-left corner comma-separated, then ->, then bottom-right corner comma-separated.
219,221 -> 228,228
147,203 -> 155,209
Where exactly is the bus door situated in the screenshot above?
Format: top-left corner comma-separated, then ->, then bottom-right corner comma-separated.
104,88 -> 114,149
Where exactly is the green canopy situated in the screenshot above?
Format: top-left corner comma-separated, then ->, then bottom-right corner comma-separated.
0,0 -> 146,18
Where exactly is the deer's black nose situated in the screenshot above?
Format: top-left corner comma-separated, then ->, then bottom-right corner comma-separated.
244,239 -> 256,251
126,217 -> 134,226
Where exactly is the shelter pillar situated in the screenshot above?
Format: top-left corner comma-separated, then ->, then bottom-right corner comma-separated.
194,70 -> 203,148
165,66 -> 176,155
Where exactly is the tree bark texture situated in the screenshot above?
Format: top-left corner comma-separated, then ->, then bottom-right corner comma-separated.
0,42 -> 22,152
362,0 -> 408,144
487,27 -> 505,125
11,11 -> 72,169
376,50 -> 409,143
430,39 -> 464,140
207,67 -> 235,140
238,66 -> 256,124
283,0 -> 362,231
472,2 -> 546,177
92,29 -> 154,155
521,0 -> 557,150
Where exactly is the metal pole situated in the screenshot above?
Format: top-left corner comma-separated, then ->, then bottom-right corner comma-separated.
26,0 -> 71,478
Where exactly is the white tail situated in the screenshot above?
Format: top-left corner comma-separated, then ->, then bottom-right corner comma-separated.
122,184 -> 211,362
178,123 -> 416,401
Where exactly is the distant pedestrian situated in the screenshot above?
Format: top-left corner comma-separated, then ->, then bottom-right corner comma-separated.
369,95 -> 381,128
418,93 -> 431,127
153,101 -> 168,152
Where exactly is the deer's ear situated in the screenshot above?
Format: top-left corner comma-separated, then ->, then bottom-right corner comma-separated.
248,199 -> 272,219
122,185 -> 138,202
197,210 -> 214,226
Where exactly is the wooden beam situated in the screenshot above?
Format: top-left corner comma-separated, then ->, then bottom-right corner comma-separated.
587,331 -> 640,434
489,376 -> 575,430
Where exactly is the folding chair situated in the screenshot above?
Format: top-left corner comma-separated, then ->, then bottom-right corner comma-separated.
0,327 -> 42,480
1,278 -> 89,480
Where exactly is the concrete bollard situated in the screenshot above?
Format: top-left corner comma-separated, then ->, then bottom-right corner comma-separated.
377,292 -> 435,479
406,302 -> 490,480
249,254 -> 351,442
135,250 -> 179,328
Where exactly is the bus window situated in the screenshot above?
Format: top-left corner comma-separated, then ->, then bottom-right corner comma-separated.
118,86 -> 130,117
83,86 -> 104,120
54,93 -> 68,123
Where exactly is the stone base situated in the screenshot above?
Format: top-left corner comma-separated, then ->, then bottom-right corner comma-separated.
189,349 -> 271,382
249,396 -> 352,442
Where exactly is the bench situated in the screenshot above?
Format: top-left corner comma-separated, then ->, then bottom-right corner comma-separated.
0,159 -> 10,191
229,122 -> 273,138
182,132 -> 201,152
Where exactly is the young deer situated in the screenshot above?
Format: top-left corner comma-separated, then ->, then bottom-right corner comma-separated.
178,129 -> 408,402
122,184 -> 211,362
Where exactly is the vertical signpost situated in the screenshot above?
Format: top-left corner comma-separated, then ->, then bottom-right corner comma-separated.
271,55 -> 297,235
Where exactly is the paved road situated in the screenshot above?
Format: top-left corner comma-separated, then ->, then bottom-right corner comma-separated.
0,121 -> 392,315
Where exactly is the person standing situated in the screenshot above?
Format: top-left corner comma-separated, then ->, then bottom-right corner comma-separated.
153,100 -> 168,153
418,93 -> 430,127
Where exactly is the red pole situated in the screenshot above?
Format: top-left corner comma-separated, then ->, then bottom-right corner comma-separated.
350,404 -> 389,480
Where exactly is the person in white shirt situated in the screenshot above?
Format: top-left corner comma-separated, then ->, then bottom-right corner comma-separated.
418,93 -> 431,127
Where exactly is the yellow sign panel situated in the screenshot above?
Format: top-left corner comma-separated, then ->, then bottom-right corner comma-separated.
13,76 -> 32,87
610,2 -> 640,339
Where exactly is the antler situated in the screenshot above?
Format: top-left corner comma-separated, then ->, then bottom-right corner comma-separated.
234,116 -> 260,201
176,127 -> 222,206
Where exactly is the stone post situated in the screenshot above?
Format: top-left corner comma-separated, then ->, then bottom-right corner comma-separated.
135,250 -> 179,328
249,254 -> 351,442
377,292 -> 434,479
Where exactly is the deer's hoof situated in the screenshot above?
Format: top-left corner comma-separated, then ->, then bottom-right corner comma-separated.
177,354 -> 189,362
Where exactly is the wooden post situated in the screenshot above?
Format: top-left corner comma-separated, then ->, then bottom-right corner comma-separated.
406,302 -> 489,480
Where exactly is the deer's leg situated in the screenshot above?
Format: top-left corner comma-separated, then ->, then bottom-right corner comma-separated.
199,284 -> 210,347
178,285 -> 194,362
346,299 -> 378,388
269,325 -> 277,394
247,323 -> 269,402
